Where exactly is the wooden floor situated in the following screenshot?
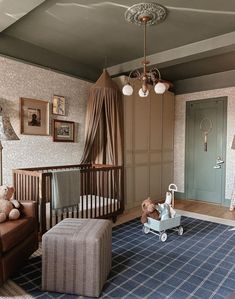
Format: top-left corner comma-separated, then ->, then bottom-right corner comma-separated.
114,199 -> 235,227
175,199 -> 235,220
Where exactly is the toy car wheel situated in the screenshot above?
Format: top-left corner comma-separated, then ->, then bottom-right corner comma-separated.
160,232 -> 167,242
143,226 -> 150,234
178,226 -> 184,236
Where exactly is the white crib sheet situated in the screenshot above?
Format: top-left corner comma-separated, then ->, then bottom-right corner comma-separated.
46,195 -> 120,229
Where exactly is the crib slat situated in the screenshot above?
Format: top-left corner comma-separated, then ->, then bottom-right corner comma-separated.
85,172 -> 87,218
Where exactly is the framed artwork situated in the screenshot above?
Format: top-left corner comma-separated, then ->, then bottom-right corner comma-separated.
53,119 -> 75,142
52,95 -> 66,116
20,98 -> 49,135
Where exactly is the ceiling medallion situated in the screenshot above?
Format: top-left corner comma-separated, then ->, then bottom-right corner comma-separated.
122,2 -> 171,98
125,2 -> 167,26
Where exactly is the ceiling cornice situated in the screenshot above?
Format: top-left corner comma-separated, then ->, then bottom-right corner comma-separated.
108,31 -> 235,76
0,33 -> 100,82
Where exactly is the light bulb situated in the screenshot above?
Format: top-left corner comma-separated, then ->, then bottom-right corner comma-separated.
138,88 -> 149,98
122,84 -> 133,96
154,82 -> 166,94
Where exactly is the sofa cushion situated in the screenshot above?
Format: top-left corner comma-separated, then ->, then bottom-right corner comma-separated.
0,217 -> 36,253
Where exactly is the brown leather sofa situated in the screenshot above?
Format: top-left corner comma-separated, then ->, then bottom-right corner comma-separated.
0,201 -> 38,285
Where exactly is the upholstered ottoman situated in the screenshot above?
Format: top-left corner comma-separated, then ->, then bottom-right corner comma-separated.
42,218 -> 112,297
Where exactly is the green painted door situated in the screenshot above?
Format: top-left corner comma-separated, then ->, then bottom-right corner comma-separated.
185,98 -> 227,204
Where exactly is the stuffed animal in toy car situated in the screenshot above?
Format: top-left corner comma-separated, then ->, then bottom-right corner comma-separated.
157,203 -> 171,220
0,185 -> 20,223
165,191 -> 176,218
141,197 -> 160,224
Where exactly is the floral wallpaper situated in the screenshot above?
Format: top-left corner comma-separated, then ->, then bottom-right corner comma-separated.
0,56 -> 92,185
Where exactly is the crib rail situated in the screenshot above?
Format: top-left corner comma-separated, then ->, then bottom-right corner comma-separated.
13,164 -> 124,234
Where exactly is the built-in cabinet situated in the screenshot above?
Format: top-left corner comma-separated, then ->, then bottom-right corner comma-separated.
114,77 -> 174,210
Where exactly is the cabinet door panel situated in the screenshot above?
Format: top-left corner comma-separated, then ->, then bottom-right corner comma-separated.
124,166 -> 134,209
150,92 -> 162,151
134,166 -> 149,202
162,162 -> 174,196
150,164 -> 162,199
134,96 -> 149,151
124,96 -> 133,151
135,152 -> 148,164
163,92 -> 174,150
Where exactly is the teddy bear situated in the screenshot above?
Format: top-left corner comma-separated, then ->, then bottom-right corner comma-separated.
141,197 -> 160,224
0,185 -> 21,223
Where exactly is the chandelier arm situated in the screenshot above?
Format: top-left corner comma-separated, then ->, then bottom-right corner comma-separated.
150,67 -> 162,81
127,69 -> 141,83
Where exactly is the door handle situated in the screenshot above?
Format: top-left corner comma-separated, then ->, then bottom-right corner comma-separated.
213,156 -> 224,169
216,156 -> 224,165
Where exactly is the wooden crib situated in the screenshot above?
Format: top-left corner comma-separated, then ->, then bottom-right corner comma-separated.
13,164 -> 124,235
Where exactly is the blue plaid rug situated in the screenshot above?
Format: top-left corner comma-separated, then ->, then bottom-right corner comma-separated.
12,216 -> 235,299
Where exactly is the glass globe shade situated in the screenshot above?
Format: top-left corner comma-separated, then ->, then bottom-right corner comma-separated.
122,84 -> 133,96
154,82 -> 166,94
138,88 -> 149,98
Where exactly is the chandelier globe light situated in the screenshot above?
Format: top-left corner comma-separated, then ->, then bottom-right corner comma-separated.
122,2 -> 170,98
122,83 -> 134,96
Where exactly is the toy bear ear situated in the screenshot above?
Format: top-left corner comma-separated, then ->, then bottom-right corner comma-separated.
6,186 -> 15,200
8,186 -> 15,193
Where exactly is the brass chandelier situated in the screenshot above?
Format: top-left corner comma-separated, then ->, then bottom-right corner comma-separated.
122,2 -> 170,98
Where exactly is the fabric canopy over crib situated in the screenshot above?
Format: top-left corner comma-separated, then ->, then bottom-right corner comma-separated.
80,69 -> 123,166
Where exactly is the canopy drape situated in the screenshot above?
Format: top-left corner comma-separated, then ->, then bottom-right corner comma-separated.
80,69 -> 123,166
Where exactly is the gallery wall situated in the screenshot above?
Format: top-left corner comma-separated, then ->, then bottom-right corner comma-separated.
0,56 -> 92,185
174,87 -> 235,202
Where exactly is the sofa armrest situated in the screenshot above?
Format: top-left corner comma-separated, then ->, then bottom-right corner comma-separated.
20,201 -> 37,218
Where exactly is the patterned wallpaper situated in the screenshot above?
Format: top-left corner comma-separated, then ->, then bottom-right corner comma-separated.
174,88 -> 235,201
0,56 -> 92,185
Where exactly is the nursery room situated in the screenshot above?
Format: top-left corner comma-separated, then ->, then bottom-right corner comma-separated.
0,0 -> 235,298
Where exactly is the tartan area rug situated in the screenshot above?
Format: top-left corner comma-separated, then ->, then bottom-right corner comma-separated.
12,216 -> 235,299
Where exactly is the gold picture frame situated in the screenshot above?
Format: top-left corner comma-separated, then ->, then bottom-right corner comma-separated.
52,95 -> 66,116
20,98 -> 50,135
53,119 -> 75,142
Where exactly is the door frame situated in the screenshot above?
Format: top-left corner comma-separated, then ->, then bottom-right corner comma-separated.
185,97 -> 227,206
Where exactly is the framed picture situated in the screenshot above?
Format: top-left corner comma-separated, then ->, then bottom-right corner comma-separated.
20,98 -> 49,135
52,95 -> 66,116
53,119 -> 75,142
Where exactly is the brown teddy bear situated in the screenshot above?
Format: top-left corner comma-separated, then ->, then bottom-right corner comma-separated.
141,197 -> 160,224
0,185 -> 21,223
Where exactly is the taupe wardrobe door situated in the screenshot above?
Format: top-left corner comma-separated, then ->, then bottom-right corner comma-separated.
162,92 -> 174,195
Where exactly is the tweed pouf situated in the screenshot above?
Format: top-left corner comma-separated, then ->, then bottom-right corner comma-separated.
41,218 -> 112,297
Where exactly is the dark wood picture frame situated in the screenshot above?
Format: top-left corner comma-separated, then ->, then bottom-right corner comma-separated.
20,97 -> 50,135
53,119 -> 75,142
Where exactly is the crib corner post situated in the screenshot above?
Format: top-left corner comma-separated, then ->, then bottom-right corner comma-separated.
120,165 -> 125,213
39,173 -> 47,235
